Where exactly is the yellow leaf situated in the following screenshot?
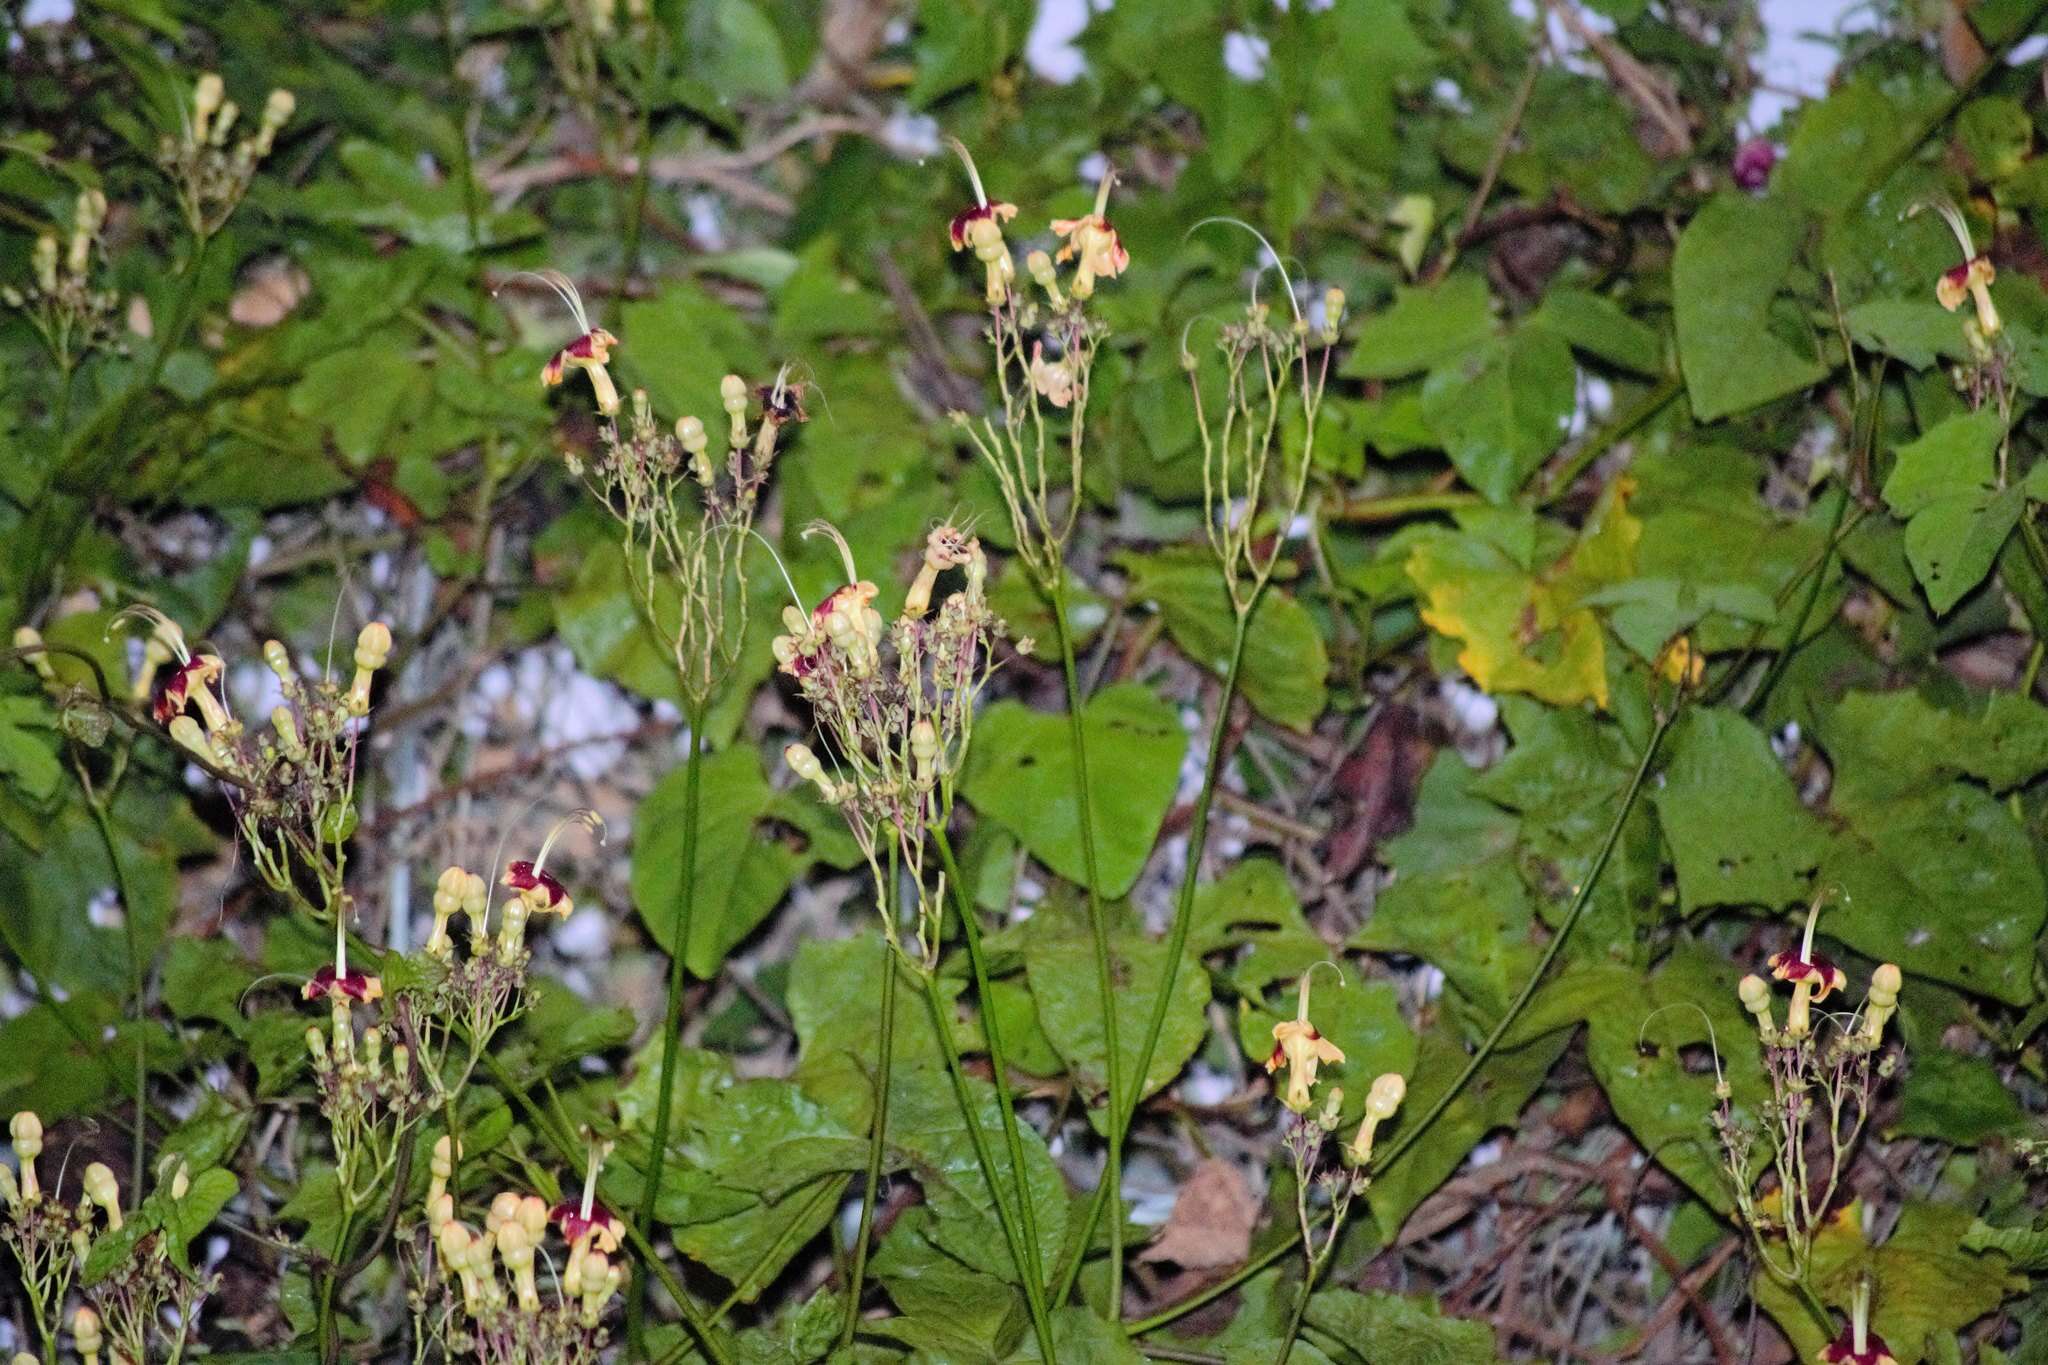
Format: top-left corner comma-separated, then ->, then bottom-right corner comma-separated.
1406,480 -> 1640,710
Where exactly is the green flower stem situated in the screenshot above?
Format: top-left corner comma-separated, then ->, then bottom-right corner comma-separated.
929,829 -> 1050,1296
629,699 -> 708,1351
83,787 -> 147,1212
840,932 -> 899,1348
1369,702 -> 1676,1177
1126,694 -> 1675,1338
1058,610 -> 1252,1306
918,959 -> 1061,1364
482,1051 -> 735,1365
318,1206 -> 356,1365
1274,1267 -> 1315,1365
1049,565 -> 1126,1319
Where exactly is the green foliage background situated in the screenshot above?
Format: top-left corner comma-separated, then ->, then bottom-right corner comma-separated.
9,0 -> 2048,1360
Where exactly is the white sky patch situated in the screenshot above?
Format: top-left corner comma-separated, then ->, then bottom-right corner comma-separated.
1026,0 -> 1092,84
1750,0 -> 1878,132
1223,31 -> 1271,81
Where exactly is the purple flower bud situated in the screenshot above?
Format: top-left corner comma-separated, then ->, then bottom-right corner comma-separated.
1733,139 -> 1776,192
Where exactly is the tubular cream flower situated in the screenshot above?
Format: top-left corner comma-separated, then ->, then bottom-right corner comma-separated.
1862,963 -> 1902,1046
10,1111 -> 42,1203
517,269 -> 623,415
1266,968 -> 1346,1113
1345,1072 -> 1407,1165
71,1306 -> 102,1365
946,140 -> 1019,306
1920,199 -> 2002,337
1051,166 -> 1130,300
347,621 -> 391,717
1767,897 -> 1847,1039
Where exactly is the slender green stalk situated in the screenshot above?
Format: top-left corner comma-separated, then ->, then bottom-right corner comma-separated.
919,965 -> 1060,1363
840,933 -> 898,1347
81,778 -> 147,1212
1057,612 -> 1252,1305
1743,488 -> 1849,717
1274,1270 -> 1315,1365
1129,693 -> 1675,1338
1368,703 -> 1676,1178
1049,567 -> 1126,1317
629,699 -> 707,1349
318,1206 -> 356,1365
929,829 -> 1049,1297
481,1053 -> 735,1365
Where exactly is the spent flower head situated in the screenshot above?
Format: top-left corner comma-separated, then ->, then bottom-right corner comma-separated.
777,520 -> 1017,967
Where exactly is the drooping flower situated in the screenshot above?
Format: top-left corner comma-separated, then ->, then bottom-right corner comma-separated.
1919,199 -> 2002,337
304,962 -> 383,1003
1767,897 -> 1847,1038
1028,342 -> 1076,409
1051,166 -> 1130,300
1266,967 -> 1346,1113
502,860 -> 569,913
515,268 -> 623,415
947,140 -> 1019,305
543,327 -> 623,416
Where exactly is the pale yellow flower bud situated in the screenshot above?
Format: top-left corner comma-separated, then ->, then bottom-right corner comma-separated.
83,1162 -> 122,1228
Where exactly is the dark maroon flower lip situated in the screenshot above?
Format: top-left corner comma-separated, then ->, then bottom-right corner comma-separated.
947,200 -> 1017,249
504,860 -> 567,907
756,383 -> 807,425
1766,949 -> 1846,1000
541,328 -> 619,386
152,657 -> 209,725
1944,260 -> 1975,287
550,1200 -> 621,1245
1820,1329 -> 1894,1365
304,964 -> 383,1002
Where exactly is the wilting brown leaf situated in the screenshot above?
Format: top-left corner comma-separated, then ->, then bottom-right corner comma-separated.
1136,1158 -> 1260,1270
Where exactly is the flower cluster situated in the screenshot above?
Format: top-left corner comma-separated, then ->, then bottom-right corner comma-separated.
3,1115 -> 214,1365
1716,897 -> 1901,1292
413,1136 -> 627,1364
1264,970 -> 1407,1300
3,187 -> 122,373
1188,283 -> 1342,616
530,270 -> 800,705
136,611 -> 391,922
161,71 -> 295,238
779,522 -> 1021,966
945,144 -> 1125,586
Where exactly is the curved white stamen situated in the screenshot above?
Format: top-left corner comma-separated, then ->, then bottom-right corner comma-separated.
1298,959 -> 1346,1022
945,138 -> 989,209
1187,217 -> 1304,329
108,604 -> 192,666
1091,165 -> 1117,219
1799,895 -> 1821,962
1908,199 -> 1977,265
498,268 -> 594,338
531,809 -> 606,881
802,521 -> 862,588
